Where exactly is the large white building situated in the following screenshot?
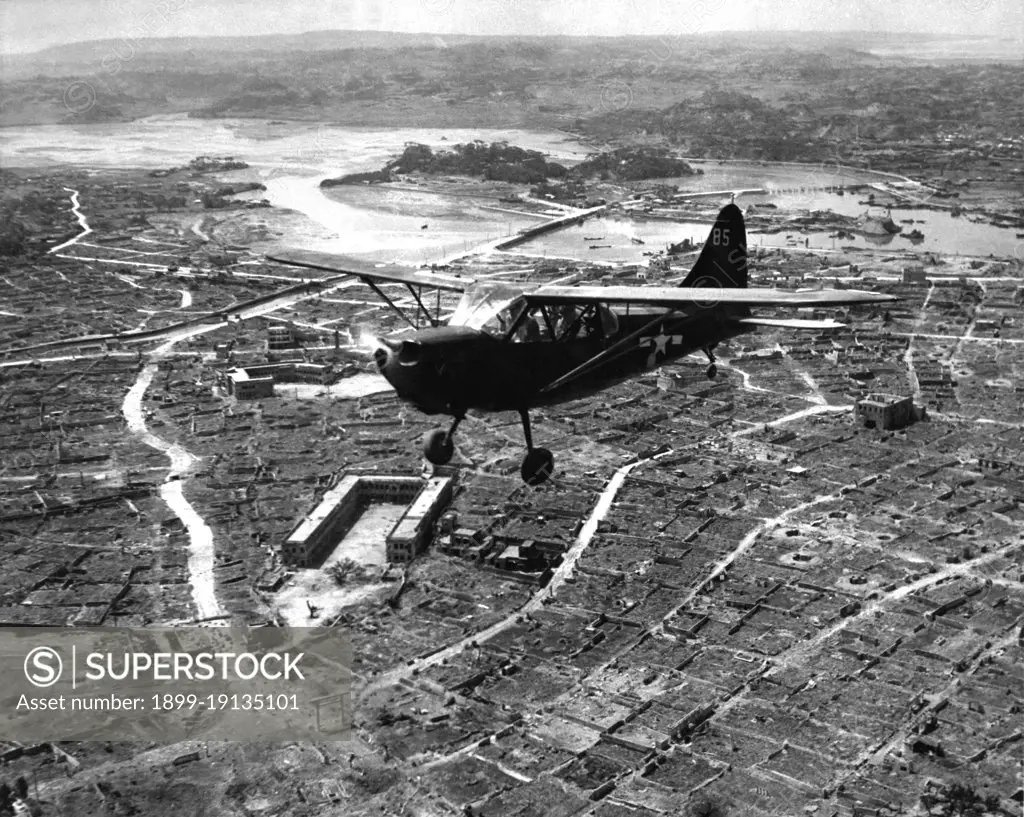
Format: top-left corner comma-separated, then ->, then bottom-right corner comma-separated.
281,474 -> 454,567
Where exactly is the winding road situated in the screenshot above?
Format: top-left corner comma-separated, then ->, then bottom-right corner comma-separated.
361,453 -> 660,698
48,187 -> 91,253
904,281 -> 935,401
191,216 -> 211,242
730,403 -> 852,438
52,188 -> 225,623
123,364 -> 223,621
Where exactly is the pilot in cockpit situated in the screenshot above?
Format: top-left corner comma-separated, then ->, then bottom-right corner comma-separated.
597,303 -> 619,337
554,304 -> 578,338
516,315 -> 542,342
554,303 -> 618,340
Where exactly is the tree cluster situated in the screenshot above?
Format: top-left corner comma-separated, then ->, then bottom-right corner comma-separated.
571,146 -> 695,181
321,169 -> 392,187
385,140 -> 567,184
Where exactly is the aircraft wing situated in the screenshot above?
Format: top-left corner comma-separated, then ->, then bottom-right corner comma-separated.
267,249 -> 471,292
524,285 -> 898,308
736,317 -> 847,329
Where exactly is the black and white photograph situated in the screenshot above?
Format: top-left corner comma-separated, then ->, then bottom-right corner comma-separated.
0,0 -> 1022,814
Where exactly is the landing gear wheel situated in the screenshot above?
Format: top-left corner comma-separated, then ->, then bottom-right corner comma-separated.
521,448 -> 554,486
423,429 -> 454,465
705,364 -> 718,380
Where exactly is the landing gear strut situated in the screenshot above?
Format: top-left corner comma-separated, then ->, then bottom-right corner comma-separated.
424,410 -> 554,486
519,408 -> 554,486
703,347 -> 718,380
423,416 -> 462,465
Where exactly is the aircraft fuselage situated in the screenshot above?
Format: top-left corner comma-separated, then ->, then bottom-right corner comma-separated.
375,303 -> 756,418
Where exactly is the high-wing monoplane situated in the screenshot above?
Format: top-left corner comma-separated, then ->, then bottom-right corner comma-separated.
269,204 -> 896,485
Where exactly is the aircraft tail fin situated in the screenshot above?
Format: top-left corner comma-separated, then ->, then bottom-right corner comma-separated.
680,203 -> 748,290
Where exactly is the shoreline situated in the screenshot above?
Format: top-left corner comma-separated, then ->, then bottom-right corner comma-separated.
3,118 -> 1020,265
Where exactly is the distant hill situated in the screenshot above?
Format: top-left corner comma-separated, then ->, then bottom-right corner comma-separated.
1,28 -> 1018,164
7,28 -> 1005,77
2,30 -> 480,78
31,30 -> 469,58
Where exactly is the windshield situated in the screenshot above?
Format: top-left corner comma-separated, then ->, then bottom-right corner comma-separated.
449,283 -> 620,342
449,283 -> 527,335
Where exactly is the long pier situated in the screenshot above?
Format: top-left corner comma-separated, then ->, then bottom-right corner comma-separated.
438,200 -> 618,264
492,201 -> 617,251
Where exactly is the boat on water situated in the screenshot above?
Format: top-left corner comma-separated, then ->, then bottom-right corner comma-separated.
1016,232 -> 1024,239
589,244 -> 612,249
631,237 -> 645,245
583,236 -> 604,241
905,229 -> 925,242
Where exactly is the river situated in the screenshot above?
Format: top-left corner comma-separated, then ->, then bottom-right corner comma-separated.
1,113 -> 1017,262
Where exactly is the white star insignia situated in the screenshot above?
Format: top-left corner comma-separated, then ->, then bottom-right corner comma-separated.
639,327 -> 675,358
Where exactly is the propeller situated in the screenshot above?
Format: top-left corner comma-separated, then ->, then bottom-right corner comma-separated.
378,337 -> 423,366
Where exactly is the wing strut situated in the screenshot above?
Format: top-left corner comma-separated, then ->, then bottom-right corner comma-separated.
540,310 -> 679,395
362,278 -> 419,330
404,283 -> 441,328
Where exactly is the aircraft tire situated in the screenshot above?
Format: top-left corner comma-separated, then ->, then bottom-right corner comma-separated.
706,364 -> 718,380
423,429 -> 454,465
521,448 -> 554,486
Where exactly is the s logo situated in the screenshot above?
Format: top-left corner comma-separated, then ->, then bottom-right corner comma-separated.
24,646 -> 63,688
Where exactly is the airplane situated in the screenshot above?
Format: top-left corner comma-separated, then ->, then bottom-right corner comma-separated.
268,204 -> 897,486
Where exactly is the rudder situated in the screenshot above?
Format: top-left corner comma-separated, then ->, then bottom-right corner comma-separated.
680,203 -> 748,289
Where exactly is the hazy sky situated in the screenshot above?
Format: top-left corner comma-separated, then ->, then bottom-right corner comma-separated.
1,0 -> 1020,55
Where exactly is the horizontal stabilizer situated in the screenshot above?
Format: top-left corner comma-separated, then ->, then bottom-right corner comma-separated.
736,318 -> 847,330
527,285 -> 898,308
268,249 -> 470,292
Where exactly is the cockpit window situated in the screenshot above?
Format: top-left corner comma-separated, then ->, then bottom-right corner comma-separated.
449,284 -> 618,343
479,300 -> 528,338
449,284 -> 528,336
